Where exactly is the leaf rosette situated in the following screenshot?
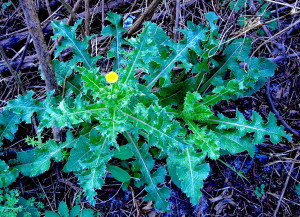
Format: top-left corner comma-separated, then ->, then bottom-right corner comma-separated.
0,11 -> 291,213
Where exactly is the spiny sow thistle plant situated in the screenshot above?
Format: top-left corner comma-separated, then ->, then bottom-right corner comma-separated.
0,12 -> 291,211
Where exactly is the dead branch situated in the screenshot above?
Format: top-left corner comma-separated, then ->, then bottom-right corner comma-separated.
22,0 -> 61,142
0,54 -> 38,73
22,0 -> 58,93
127,0 -> 161,37
0,46 -> 26,94
85,0 -> 90,36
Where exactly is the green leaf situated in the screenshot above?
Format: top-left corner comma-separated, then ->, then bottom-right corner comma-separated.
40,94 -> 106,129
187,122 -> 220,159
102,12 -> 127,70
157,78 -> 196,107
51,19 -> 101,69
80,68 -> 106,99
212,129 -> 255,157
229,0 -> 250,12
296,184 -> 300,196
205,12 -> 219,47
122,22 -> 168,85
200,38 -> 252,92
107,165 -> 131,182
95,108 -> 130,145
145,21 -> 208,87
80,209 -> 97,217
167,148 -> 210,205
17,197 -> 40,217
243,57 -> 276,95
69,206 -> 80,217
52,59 -> 76,85
221,38 -> 252,75
113,145 -> 134,160
0,160 -> 19,187
58,201 -> 69,217
209,111 -> 292,144
203,79 -> 246,105
1,2 -> 12,9
64,130 -> 113,205
45,211 -> 60,217
5,91 -> 48,123
123,103 -> 189,150
126,132 -> 171,212
0,111 -> 21,146
17,131 -> 80,177
45,203 -> 97,217
183,91 -> 213,121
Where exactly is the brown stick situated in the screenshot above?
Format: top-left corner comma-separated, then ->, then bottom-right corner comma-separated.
22,0 -> 61,142
174,0 -> 181,42
14,35 -> 31,75
273,150 -> 300,216
58,0 -> 78,21
68,0 -> 82,24
85,0 -> 90,36
101,0 -> 105,29
0,23 -> 53,50
22,0 -> 58,93
0,46 -> 26,95
55,163 -> 82,192
45,0 -> 52,16
127,0 -> 161,37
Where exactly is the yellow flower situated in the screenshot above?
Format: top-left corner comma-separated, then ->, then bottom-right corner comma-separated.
105,71 -> 119,83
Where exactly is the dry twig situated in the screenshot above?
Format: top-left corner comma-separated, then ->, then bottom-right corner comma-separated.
127,0 -> 161,36
267,78 -> 300,138
85,0 -> 90,36
0,46 -> 26,95
273,150 -> 300,216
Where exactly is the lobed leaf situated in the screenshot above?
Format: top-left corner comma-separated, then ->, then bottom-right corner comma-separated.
211,129 -> 255,157
121,22 -> 168,85
51,19 -> 101,69
0,160 -> 19,187
0,111 -> 21,146
126,133 -> 171,211
187,122 -> 220,159
17,132 -> 81,177
5,91 -> 48,123
209,111 -> 292,144
101,12 -> 127,70
144,22 -> 208,88
183,92 -> 213,121
123,103 -> 189,151
64,130 -> 113,205
167,148 -> 210,205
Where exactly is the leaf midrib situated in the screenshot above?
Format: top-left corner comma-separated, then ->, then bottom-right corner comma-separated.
147,29 -> 206,88
208,118 -> 268,133
123,112 -> 187,147
126,132 -> 167,208
52,22 -> 92,69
